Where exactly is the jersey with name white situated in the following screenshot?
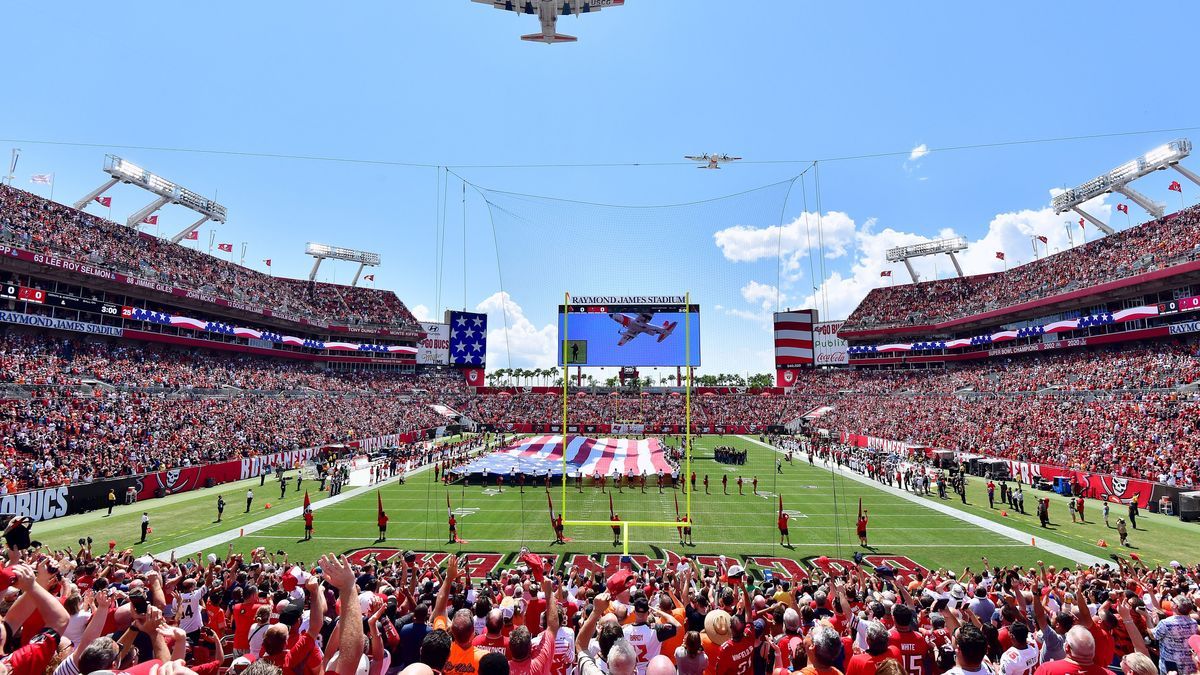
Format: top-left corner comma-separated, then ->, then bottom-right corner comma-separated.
998,644 -> 1040,675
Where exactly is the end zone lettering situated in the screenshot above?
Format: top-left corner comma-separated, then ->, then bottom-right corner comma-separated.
344,546 -> 927,582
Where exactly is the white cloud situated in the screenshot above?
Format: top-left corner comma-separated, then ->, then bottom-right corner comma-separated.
791,191 -> 1113,321
712,211 -> 859,283
740,280 -> 784,311
475,291 -> 557,370
909,143 -> 929,161
410,304 -> 433,322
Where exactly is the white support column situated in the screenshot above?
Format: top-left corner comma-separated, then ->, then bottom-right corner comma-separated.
127,195 -> 173,229
1171,163 -> 1200,190
350,263 -> 366,287
170,215 -> 210,244
308,257 -> 324,281
902,258 -> 920,283
1112,187 -> 1163,221
73,177 -> 120,210
945,252 -> 964,277
1072,207 -> 1116,236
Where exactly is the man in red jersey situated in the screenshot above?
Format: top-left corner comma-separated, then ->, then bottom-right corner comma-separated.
889,604 -> 932,675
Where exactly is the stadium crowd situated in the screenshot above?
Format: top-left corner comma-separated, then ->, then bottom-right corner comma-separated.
0,392 -> 453,492
0,185 -> 420,330
1,531 -> 1198,675
819,393 -> 1200,487
3,324 -> 1200,490
843,206 -> 1200,331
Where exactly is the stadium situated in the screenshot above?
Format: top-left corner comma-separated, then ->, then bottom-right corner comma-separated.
3,4 -> 1200,675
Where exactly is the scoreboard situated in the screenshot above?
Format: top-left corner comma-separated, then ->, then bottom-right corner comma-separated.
1157,295 -> 1200,316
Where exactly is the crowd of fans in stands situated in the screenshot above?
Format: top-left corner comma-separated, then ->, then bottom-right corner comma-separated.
0,185 -> 420,329
820,393 -> 1199,487
843,206 -> 1200,331
3,326 -> 1200,490
2,529 -> 1198,675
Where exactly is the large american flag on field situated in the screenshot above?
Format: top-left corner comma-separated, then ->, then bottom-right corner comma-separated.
448,310 -> 487,365
774,310 -> 815,367
455,435 -> 673,478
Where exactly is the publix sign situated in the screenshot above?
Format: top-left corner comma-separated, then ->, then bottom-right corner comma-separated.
813,321 -> 848,366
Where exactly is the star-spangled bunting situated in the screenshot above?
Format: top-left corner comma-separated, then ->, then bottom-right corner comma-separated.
448,311 -> 487,365
121,306 -> 418,355
846,307 -> 1153,355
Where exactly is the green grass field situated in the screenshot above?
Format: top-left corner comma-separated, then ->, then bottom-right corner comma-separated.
30,435 -> 1200,575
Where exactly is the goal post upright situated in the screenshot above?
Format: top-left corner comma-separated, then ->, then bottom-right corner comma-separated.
561,291 -> 570,525
685,291 -> 692,530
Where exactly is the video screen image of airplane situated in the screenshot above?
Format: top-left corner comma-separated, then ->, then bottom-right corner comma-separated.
558,311 -> 701,367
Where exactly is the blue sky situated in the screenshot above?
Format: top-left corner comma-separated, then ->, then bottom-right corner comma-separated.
3,1 -> 1198,375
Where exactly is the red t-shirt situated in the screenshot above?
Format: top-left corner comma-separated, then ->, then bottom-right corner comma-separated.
263,631 -> 319,675
845,650 -> 901,675
379,514 -> 389,528
233,601 -> 264,650
472,632 -> 510,657
778,515 -> 789,531
1087,622 -> 1114,669
1033,659 -> 1110,675
715,634 -> 755,675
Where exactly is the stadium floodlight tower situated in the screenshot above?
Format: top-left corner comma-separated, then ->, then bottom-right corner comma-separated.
74,155 -> 228,243
885,236 -> 968,283
304,242 -> 381,286
1052,139 -> 1195,233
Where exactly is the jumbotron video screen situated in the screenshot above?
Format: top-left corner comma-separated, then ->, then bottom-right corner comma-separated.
558,296 -> 701,367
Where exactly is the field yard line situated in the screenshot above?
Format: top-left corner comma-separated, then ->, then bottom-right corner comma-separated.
154,462 -> 432,559
737,436 -> 1113,567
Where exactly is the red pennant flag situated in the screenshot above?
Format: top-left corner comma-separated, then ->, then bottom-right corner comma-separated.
446,492 -> 452,519
1079,217 -> 1086,229
263,259 -> 272,267
547,492 -> 555,526
995,251 -> 1005,261
879,270 -> 892,277
94,196 -> 112,207
184,230 -> 199,240
303,490 -> 311,510
1036,235 -> 1048,244
378,491 -> 385,522
779,494 -> 784,516
1117,203 -> 1129,214
674,492 -> 680,519
858,497 -> 863,519
217,243 -> 233,253
363,274 -> 375,282
141,215 -> 158,225
1169,180 -> 1183,193
609,492 -> 615,519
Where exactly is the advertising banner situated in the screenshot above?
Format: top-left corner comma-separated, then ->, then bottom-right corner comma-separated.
813,320 -> 848,366
418,322 -> 450,365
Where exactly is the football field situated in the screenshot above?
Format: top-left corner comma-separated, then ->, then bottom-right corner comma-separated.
30,435 -> 1200,575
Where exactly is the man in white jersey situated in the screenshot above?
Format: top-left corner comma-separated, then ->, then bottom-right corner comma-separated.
998,623 -> 1040,675
622,596 -> 681,675
178,577 -> 208,644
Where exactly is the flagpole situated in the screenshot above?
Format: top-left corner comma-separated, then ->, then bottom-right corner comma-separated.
49,174 -> 54,201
